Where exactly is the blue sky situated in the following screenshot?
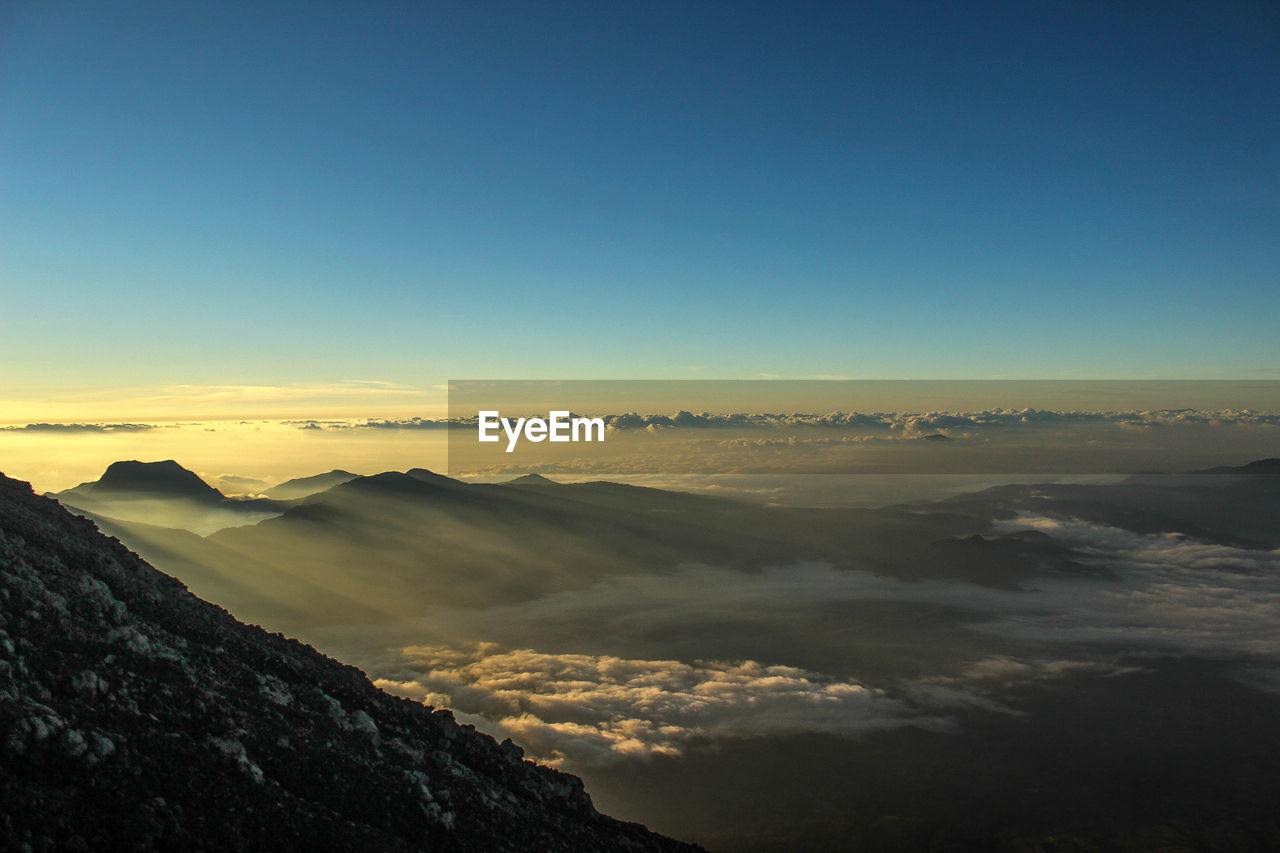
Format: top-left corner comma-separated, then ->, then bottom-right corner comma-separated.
2,0 -> 1278,414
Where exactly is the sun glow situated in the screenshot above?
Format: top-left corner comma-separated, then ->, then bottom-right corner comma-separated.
0,419 -> 448,494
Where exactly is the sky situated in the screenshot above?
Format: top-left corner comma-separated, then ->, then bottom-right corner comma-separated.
2,0 -> 1279,423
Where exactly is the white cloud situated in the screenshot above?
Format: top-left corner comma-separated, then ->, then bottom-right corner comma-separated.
985,516 -> 1280,656
375,645 -> 936,766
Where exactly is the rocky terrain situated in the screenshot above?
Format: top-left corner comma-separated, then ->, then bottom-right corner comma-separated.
0,472 -> 699,852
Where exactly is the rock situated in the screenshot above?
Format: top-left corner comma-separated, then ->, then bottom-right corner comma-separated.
0,472 -> 699,851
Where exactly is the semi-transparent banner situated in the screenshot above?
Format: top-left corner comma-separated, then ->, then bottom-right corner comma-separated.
445,380 -> 1280,482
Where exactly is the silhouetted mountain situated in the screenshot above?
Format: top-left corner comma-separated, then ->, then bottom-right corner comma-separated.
53,461 -> 291,536
502,473 -> 560,486
69,460 -> 225,502
405,468 -> 473,490
1190,457 -> 1280,476
266,470 -> 360,501
65,460 -> 1280,659
0,472 -> 699,852
195,467 -> 1075,618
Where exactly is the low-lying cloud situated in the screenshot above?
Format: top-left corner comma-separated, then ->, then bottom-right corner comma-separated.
984,516 -> 1280,657
591,408 -> 1280,433
0,422 -> 158,433
375,645 -> 937,766
346,511 -> 1280,768
286,417 -> 451,431
207,473 -> 271,496
294,408 -> 1280,434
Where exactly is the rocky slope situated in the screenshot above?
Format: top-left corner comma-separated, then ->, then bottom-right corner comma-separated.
0,472 -> 699,852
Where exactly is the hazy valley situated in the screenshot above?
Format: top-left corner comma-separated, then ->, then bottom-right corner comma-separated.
30,456 -> 1280,850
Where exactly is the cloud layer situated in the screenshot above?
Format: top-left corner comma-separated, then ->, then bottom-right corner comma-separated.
287,408 -> 1280,433
375,645 -> 934,766
985,515 -> 1280,657
0,422 -> 158,433
351,511 -> 1280,768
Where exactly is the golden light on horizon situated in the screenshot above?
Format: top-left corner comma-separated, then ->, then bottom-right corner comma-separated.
0,380 -> 449,425
0,419 -> 449,494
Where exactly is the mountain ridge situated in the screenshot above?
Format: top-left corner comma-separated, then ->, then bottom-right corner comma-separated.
266,470 -> 360,501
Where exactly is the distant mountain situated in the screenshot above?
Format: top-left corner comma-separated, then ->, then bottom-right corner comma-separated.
64,460 -> 1280,643
266,469 -> 360,501
197,468 -> 1052,618
406,467 -> 473,489
502,473 -> 560,486
0,472 -> 699,852
65,459 -> 226,502
53,461 -> 290,536
1190,458 -> 1280,476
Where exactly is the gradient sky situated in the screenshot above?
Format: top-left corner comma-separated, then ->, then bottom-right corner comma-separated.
3,0 -> 1278,419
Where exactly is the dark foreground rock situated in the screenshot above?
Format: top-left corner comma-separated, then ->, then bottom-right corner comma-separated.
0,473 -> 699,852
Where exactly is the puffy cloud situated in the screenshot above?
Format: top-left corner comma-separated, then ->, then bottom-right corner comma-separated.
291,408 -> 1280,436
207,473 -> 270,495
286,417 -> 450,431
584,409 -> 1280,433
443,406 -> 1279,482
0,422 -> 157,433
347,418 -> 452,430
375,645 -> 935,766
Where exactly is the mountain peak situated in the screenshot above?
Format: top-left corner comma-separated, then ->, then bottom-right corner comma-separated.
404,468 -> 468,488
1198,457 -> 1280,475
265,469 -> 360,500
320,470 -> 470,502
91,459 -> 224,500
503,473 -> 559,486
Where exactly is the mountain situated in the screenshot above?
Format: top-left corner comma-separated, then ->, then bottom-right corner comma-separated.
406,468 -> 472,489
64,459 -> 226,502
53,461 -> 290,536
0,472 -> 699,851
266,470 -> 360,501
62,458 -> 1280,637
1190,457 -> 1280,476
502,473 -> 560,486
79,461 -> 1155,623
199,468 -> 995,616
